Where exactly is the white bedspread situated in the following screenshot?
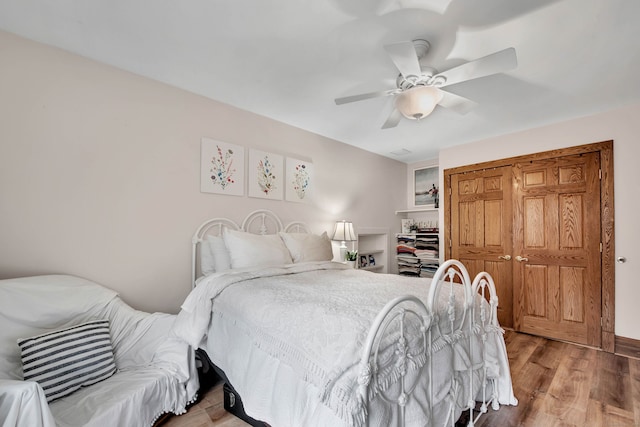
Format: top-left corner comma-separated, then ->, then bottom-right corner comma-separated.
173,262 -> 517,426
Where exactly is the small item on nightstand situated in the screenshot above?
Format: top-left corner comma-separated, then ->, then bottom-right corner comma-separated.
345,250 -> 358,268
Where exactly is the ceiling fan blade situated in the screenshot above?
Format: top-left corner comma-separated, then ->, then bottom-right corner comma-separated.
381,108 -> 403,129
383,41 -> 422,79
334,88 -> 398,105
438,89 -> 478,115
438,47 -> 517,88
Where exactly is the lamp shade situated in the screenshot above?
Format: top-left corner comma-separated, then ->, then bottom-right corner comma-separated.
395,86 -> 443,120
331,220 -> 357,242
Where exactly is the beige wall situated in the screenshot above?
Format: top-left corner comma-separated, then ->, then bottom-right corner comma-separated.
0,31 -> 406,313
436,104 -> 640,340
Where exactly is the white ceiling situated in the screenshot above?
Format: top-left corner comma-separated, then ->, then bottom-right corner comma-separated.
1,0 -> 639,163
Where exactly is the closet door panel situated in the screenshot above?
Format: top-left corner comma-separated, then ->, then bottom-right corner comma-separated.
513,152 -> 601,347
451,166 -> 513,327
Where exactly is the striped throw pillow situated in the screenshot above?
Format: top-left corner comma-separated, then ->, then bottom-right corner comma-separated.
17,319 -> 117,402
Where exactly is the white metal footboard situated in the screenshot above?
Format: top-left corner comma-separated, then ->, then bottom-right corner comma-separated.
358,260 -> 504,427
358,295 -> 430,426
470,271 -> 502,420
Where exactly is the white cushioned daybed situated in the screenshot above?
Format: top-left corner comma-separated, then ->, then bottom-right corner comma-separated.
0,275 -> 199,427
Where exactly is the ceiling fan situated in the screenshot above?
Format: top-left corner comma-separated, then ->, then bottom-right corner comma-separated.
334,40 -> 517,129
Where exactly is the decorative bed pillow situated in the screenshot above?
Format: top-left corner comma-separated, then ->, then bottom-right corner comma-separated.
200,235 -> 232,276
17,319 -> 117,403
201,235 -> 232,276
200,236 -> 216,276
223,229 -> 293,269
279,231 -> 333,263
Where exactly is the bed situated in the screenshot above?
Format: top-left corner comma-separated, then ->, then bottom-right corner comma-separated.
172,209 -> 518,426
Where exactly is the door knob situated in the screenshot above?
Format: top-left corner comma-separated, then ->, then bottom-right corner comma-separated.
515,255 -> 529,262
498,255 -> 511,261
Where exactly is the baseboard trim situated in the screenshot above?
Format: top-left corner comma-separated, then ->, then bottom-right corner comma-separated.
615,335 -> 640,359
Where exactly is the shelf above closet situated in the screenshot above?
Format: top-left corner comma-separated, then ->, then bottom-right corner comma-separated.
395,207 -> 438,214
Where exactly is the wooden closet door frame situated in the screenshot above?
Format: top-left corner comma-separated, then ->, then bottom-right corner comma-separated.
444,140 -> 615,352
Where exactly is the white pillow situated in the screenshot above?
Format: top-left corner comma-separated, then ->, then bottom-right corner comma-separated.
18,319 -> 117,403
200,235 -> 232,276
223,229 -> 292,269
207,235 -> 232,273
200,237 -> 215,276
279,231 -> 333,263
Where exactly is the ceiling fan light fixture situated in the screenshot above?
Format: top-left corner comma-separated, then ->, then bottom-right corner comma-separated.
394,85 -> 443,120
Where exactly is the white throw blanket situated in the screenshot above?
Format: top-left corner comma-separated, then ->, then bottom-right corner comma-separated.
0,275 -> 199,427
173,262 -> 517,427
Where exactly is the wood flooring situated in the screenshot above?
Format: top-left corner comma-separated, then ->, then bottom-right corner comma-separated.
161,331 -> 640,427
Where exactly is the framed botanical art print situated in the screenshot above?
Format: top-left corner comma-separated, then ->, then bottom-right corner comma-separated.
413,166 -> 439,208
285,157 -> 313,203
248,149 -> 284,200
200,138 -> 245,196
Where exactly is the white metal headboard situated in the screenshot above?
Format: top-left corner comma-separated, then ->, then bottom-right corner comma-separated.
241,209 -> 284,235
191,209 -> 310,287
284,221 -> 310,233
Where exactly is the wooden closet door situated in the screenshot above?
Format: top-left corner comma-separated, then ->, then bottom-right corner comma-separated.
512,152 -> 602,347
451,166 -> 513,328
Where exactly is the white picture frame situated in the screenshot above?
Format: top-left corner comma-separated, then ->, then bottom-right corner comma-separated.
200,138 -> 245,197
285,157 -> 313,203
413,166 -> 439,208
248,149 -> 284,200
